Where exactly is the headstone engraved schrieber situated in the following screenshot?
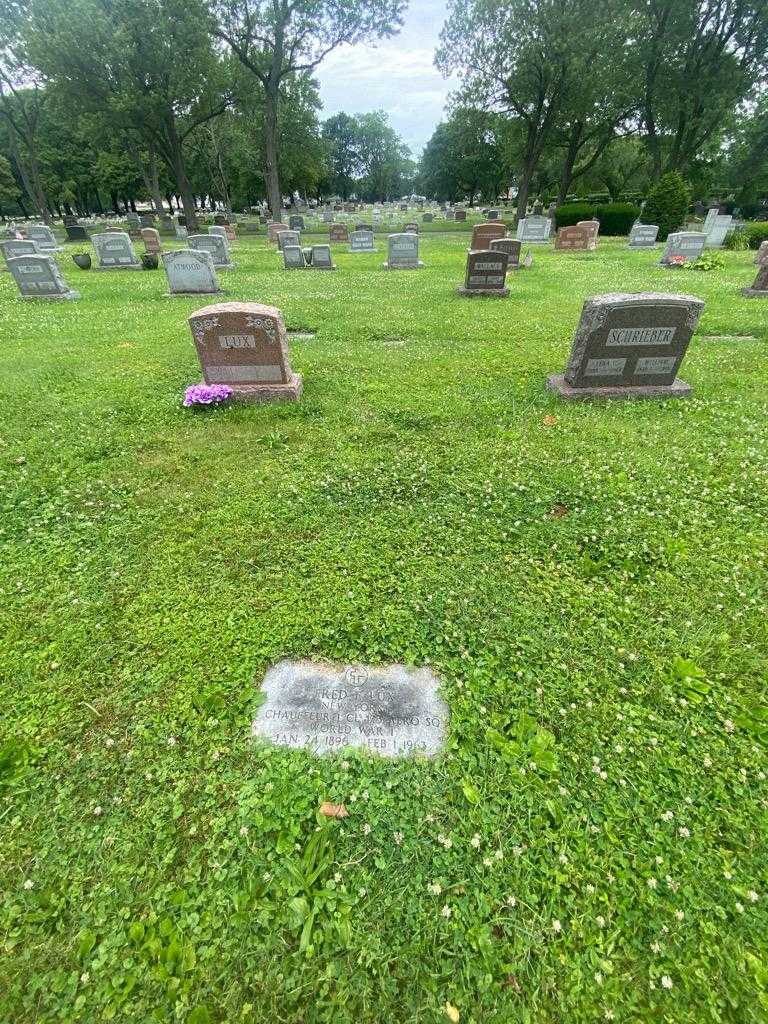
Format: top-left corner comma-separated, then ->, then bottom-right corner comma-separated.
252,661 -> 448,757
188,301 -> 302,403
547,292 -> 704,401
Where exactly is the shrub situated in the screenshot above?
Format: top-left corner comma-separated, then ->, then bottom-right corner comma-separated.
723,228 -> 750,251
587,192 -> 611,204
641,172 -> 691,241
683,250 -> 725,272
742,221 -> 768,249
554,201 -> 640,235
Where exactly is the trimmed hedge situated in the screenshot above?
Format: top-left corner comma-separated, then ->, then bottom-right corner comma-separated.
642,173 -> 691,241
555,201 -> 641,235
742,221 -> 768,249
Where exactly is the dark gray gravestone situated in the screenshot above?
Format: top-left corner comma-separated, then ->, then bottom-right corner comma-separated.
659,232 -> 706,267
65,224 -> 89,242
188,301 -> 302,403
289,214 -> 305,231
454,209 -> 467,222
92,231 -> 141,270
487,209 -> 500,220
188,233 -> 234,269
742,264 -> 768,298
457,249 -> 509,297
162,249 -> 221,295
547,292 -> 704,400
422,212 -> 433,222
350,229 -> 376,253
310,244 -> 335,269
277,229 -> 300,251
489,237 -> 522,269
7,254 -> 79,300
629,223 -> 659,247
1,239 -> 40,269
384,232 -> 423,269
283,244 -> 306,269
252,660 -> 448,758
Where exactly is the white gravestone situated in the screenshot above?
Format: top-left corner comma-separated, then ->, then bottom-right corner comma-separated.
92,231 -> 141,270
384,232 -> 423,269
188,233 -> 234,269
162,249 -> 221,295
7,253 -> 79,300
1,239 -> 40,270
350,229 -> 376,253
705,214 -> 733,249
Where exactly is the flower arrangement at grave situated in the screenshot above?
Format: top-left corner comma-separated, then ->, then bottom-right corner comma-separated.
182,384 -> 233,407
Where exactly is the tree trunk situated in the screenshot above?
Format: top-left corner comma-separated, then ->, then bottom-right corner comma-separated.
557,123 -> 583,205
166,116 -> 199,231
148,145 -> 165,214
264,82 -> 282,220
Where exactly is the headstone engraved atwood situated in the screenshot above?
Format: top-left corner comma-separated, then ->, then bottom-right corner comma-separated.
252,661 -> 448,757
547,292 -> 704,401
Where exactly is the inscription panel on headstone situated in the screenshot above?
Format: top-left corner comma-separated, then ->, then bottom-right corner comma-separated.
459,249 -> 509,295
252,660 -> 448,758
629,223 -> 659,247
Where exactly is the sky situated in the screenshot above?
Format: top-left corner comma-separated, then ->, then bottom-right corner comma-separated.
314,0 -> 459,158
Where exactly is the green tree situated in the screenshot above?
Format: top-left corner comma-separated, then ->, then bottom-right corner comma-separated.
642,171 -> 691,239
0,152 -> 20,212
354,110 -> 413,201
211,0 -> 406,218
322,113 -> 359,199
420,108 -> 506,203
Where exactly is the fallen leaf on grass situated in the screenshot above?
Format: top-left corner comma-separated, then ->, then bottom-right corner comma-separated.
444,1002 -> 460,1022
319,802 -> 348,818
504,974 -> 522,993
550,504 -> 569,518
542,415 -> 558,426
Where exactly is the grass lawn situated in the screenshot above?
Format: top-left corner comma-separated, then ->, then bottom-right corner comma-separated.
1,231 -> 767,1024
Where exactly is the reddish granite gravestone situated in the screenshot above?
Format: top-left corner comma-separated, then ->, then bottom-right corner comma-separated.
547,292 -> 704,401
268,222 -> 286,243
329,224 -> 349,242
489,237 -> 522,269
470,222 -> 506,250
742,264 -> 768,298
457,249 -> 509,297
555,225 -> 591,251
188,302 -> 302,403
577,220 -> 600,249
141,227 -> 162,254
754,241 -> 768,266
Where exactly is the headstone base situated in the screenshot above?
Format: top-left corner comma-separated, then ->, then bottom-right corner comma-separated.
164,290 -> 223,298
21,289 -> 80,301
95,265 -> 142,271
307,264 -> 337,271
741,288 -> 768,298
198,373 -> 303,404
215,262 -> 235,270
456,286 -> 509,298
547,373 -> 691,401
383,261 -> 424,270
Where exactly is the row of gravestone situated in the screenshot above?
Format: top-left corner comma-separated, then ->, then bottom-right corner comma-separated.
184,292 -> 711,406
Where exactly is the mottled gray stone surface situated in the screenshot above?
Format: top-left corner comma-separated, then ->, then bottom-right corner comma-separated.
252,660 -> 448,757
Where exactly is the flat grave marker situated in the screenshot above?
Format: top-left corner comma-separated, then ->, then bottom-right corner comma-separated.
252,660 -> 448,758
547,292 -> 704,400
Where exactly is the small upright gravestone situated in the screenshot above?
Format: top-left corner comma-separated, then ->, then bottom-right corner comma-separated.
350,229 -> 376,253
555,225 -> 591,251
162,249 -> 220,296
659,232 -> 706,267
277,229 -> 300,252
457,249 -> 509,297
454,209 -> 467,222
489,237 -> 522,269
384,233 -> 423,269
92,231 -> 142,270
423,212 -> 433,223
140,214 -> 155,228
403,221 -> 420,233
577,220 -> 599,249
517,216 -> 551,243
470,222 -> 506,250
705,214 -> 732,248
267,222 -> 285,243
329,224 -> 349,242
188,233 -> 234,269
27,224 -> 60,252
7,254 -> 79,300
252,660 -> 448,758
65,224 -> 89,242
742,264 -> 768,298
1,238 -> 40,269
310,244 -> 336,270
188,301 -> 302,403
141,227 -> 163,254
487,209 -> 500,221
289,214 -> 305,231
283,244 -> 306,269
629,223 -> 660,247
547,292 -> 704,401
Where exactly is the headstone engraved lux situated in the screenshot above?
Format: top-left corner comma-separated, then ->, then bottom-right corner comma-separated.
188,232 -> 234,269
27,224 -> 60,252
554,225 -> 591,251
742,263 -> 768,298
92,231 -> 141,270
457,249 -> 509,297
252,661 -> 448,757
629,223 -> 660,248
489,237 -> 522,268
350,229 -> 376,253
1,238 -> 40,269
470,222 -> 506,250
188,301 -> 302,403
7,254 -> 79,300
547,292 -> 704,401
384,232 -> 423,269
162,249 -> 221,295
659,232 -> 706,267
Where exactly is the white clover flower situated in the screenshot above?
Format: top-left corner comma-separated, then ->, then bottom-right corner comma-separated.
394,831 -> 404,845
105,738 -> 115,748
427,882 -> 442,896
724,720 -> 735,733
333,872 -> 342,883
661,975 -> 673,989
358,887 -> 367,897
651,941 -> 661,954
594,972 -> 603,984
494,849 -> 503,861
678,826 -> 690,838
23,879 -> 34,890
506,895 -> 516,907
362,823 -> 371,836
470,833 -> 481,849
675,910 -> 684,921
735,902 -> 745,913
552,919 -> 562,933
80,973 -> 90,984
441,904 -> 452,919
239,826 -> 249,837
596,915 -> 605,928
749,891 -> 759,903
93,806 -> 103,816
661,810 -> 674,822
167,737 -> 177,746
647,877 -> 658,889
